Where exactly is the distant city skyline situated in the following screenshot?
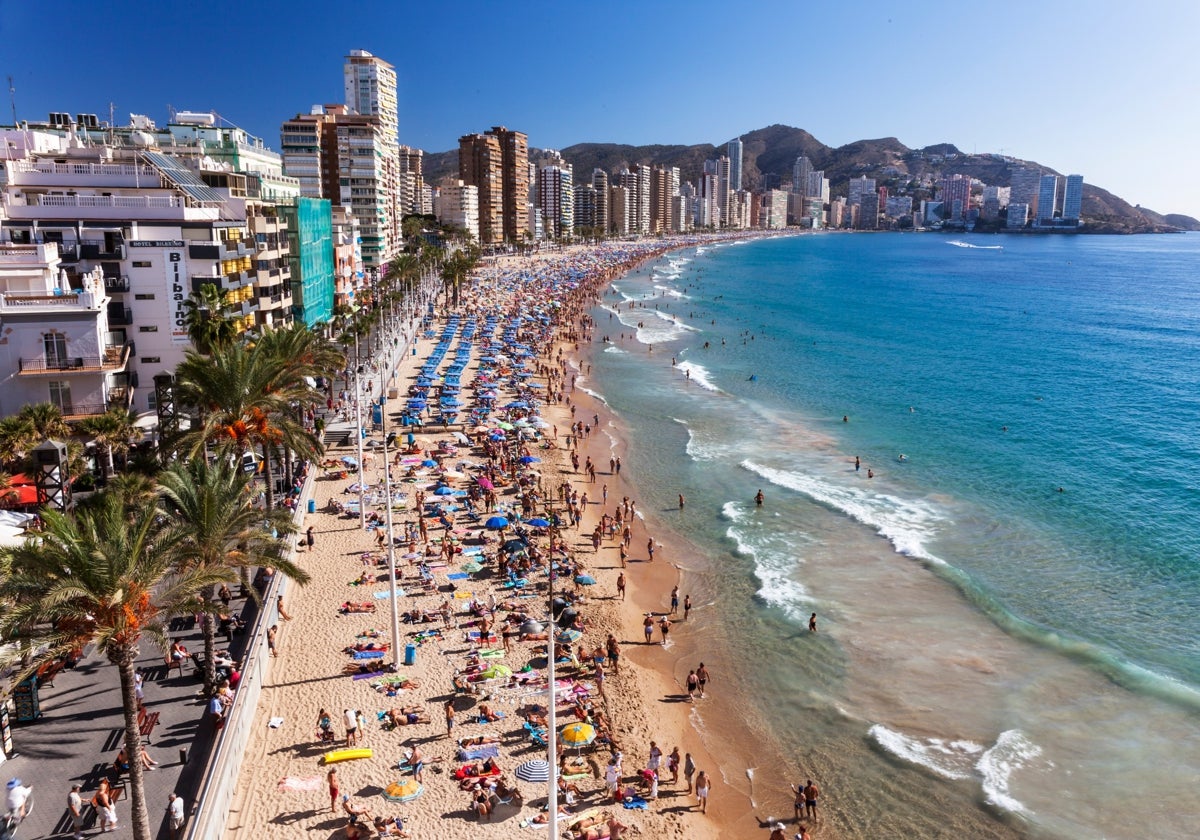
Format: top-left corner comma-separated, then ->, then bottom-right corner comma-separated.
6,1 -> 1200,218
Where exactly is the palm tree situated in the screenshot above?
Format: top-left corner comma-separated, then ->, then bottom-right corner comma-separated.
78,407 -> 139,481
440,248 -> 477,309
0,471 -> 17,506
158,456 -> 307,694
0,492 -> 232,840
171,343 -> 320,510
0,403 -> 87,478
182,282 -> 238,355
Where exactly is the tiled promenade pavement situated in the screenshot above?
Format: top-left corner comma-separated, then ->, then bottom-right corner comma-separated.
2,595 -> 260,839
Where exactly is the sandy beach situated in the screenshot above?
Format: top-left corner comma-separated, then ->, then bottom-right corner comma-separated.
223,236 -> 785,840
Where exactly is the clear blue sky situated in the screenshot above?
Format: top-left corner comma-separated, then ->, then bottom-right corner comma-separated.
7,1 -> 1200,217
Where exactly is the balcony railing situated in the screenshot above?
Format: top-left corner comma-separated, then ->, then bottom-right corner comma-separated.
104,276 -> 130,293
107,306 -> 133,326
17,342 -> 131,374
80,239 -> 126,260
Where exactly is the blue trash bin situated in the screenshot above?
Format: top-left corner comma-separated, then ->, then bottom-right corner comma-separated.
307,499 -> 316,514
404,643 -> 416,666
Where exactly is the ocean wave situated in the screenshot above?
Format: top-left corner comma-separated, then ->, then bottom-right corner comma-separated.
739,459 -> 946,563
720,500 -> 744,523
977,730 -> 1042,815
577,385 -> 609,406
603,345 -> 626,354
947,240 -> 1003,250
653,284 -> 690,299
677,361 -> 721,392
675,418 -> 730,461
868,724 -> 981,780
727,523 -> 814,621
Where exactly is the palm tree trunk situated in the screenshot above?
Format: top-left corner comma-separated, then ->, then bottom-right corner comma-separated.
105,444 -> 116,482
262,443 -> 275,510
202,610 -> 217,697
116,651 -> 153,840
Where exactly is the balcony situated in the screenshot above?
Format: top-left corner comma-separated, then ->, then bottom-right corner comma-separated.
5,194 -> 219,223
80,240 -> 126,260
17,341 -> 132,375
107,305 -> 133,326
9,160 -> 160,188
103,276 -> 130,294
0,290 -> 106,314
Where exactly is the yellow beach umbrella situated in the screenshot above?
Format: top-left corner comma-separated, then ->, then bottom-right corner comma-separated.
382,778 -> 424,802
560,722 -> 596,747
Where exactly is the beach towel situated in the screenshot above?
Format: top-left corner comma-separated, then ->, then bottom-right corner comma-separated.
351,669 -> 389,680
353,650 -> 386,660
461,547 -> 484,556
455,591 -> 475,600
374,589 -> 406,599
446,572 -> 469,580
622,797 -> 650,810
457,744 -> 500,761
277,775 -> 323,792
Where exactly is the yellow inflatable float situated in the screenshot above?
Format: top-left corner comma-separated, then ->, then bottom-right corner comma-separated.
324,748 -> 373,764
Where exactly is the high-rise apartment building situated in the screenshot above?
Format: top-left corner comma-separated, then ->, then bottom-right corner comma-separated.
573,184 -> 597,234
940,174 -> 972,221
591,170 -> 609,235
981,185 -> 1010,220
727,138 -> 744,192
1036,174 -> 1060,223
538,165 -> 574,239
458,133 -> 504,244
459,127 -> 528,244
857,190 -> 880,230
609,185 -> 631,236
433,179 -> 480,243
397,146 -> 425,217
1062,174 -> 1084,223
792,156 -> 812,195
344,50 -> 398,148
1009,166 -> 1041,221
848,176 -> 876,208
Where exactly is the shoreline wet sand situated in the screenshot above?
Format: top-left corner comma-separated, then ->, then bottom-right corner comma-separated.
224,233 -> 788,840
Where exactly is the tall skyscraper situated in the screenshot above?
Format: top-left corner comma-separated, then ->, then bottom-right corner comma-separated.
1009,166 -> 1041,219
1037,174 -> 1060,223
940,174 -> 972,222
727,138 -> 744,192
344,50 -> 398,148
848,176 -> 876,209
538,164 -> 573,239
458,127 -> 529,244
591,169 -> 609,235
1062,174 -> 1084,222
792,156 -> 812,195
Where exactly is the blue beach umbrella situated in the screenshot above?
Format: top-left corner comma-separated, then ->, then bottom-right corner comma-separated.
485,516 -> 510,530
526,517 -> 550,528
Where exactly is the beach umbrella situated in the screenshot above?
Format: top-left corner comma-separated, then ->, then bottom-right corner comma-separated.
515,759 -> 551,783
434,486 -> 455,496
556,628 -> 583,644
502,538 -> 528,553
574,574 -> 597,586
341,456 -> 359,467
482,664 -> 513,680
485,516 -> 509,530
519,456 -> 541,465
560,722 -> 596,748
382,779 -> 424,802
526,517 -> 550,528
476,477 -> 495,491
422,459 -> 438,468
497,422 -> 514,431
461,560 -> 483,574
518,620 -> 544,636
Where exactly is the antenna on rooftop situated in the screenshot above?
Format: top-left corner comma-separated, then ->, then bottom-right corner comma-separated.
7,76 -> 16,125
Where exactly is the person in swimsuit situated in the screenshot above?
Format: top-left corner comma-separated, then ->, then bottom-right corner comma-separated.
803,779 -> 820,820
696,662 -> 710,698
643,615 -> 654,644
328,768 -> 340,813
686,670 -> 698,701
695,770 -> 711,814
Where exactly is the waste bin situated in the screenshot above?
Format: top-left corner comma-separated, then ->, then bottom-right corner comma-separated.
404,643 -> 416,666
307,499 -> 316,514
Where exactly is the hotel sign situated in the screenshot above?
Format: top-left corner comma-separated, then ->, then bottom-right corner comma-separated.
130,240 -> 185,248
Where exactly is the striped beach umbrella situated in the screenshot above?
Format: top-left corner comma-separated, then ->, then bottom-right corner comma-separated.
515,758 -> 551,783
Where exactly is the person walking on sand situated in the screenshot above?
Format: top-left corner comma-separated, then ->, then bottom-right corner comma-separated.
686,669 -> 698,701
445,699 -> 455,738
607,634 -> 621,674
684,594 -> 692,620
647,538 -> 655,561
643,615 -> 654,644
695,770 -> 711,813
306,526 -> 315,551
683,752 -> 697,793
618,543 -> 628,567
659,615 -> 672,645
670,585 -> 679,614
617,572 -> 626,600
267,624 -> 278,657
696,662 -> 710,698
344,708 -> 359,747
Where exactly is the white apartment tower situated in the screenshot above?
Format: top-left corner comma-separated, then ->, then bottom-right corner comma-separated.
727,138 -> 744,192
344,50 -> 398,147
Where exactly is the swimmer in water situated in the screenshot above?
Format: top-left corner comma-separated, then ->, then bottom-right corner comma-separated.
898,454 -> 907,462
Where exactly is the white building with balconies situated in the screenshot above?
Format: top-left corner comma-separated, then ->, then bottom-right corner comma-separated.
0,243 -> 131,420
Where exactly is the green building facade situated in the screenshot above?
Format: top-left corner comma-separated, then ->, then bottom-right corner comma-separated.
283,197 -> 334,326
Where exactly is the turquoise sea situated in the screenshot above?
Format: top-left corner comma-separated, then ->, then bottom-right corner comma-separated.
585,232 -> 1200,839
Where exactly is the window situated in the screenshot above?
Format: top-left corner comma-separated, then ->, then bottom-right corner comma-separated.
140,356 -> 161,364
48,381 -> 72,413
43,333 -> 67,366
132,260 -> 152,268
135,294 -> 155,300
138,325 -> 158,333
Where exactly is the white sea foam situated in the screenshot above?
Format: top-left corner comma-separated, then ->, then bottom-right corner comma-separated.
578,386 -> 609,406
695,247 -> 709,255
728,524 -> 813,620
868,724 -> 981,780
720,500 -> 744,523
977,730 -> 1042,815
653,284 -> 690,299
677,361 -> 721,392
740,459 -> 946,564
603,345 -> 626,354
947,240 -> 1003,250
674,418 -> 730,461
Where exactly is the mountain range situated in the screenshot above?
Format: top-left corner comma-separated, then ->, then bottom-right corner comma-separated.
423,124 -> 1199,234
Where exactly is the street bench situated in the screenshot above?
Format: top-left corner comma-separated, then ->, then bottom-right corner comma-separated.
137,705 -> 160,743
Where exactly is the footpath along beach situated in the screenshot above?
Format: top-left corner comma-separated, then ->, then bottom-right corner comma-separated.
224,234 -> 797,840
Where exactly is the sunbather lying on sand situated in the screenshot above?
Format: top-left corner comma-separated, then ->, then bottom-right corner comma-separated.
385,706 -> 429,727
343,662 -> 388,675
344,642 -> 389,653
340,601 -> 376,614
